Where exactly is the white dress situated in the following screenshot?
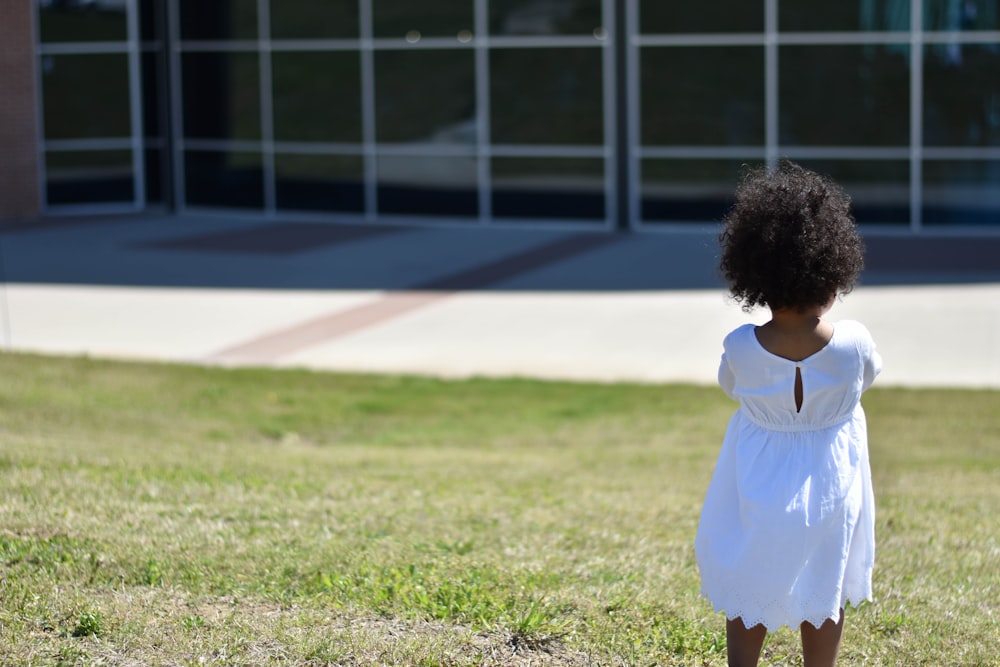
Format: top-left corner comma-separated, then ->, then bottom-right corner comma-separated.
695,319 -> 882,631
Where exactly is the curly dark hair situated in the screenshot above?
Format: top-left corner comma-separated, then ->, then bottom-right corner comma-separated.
719,161 -> 865,312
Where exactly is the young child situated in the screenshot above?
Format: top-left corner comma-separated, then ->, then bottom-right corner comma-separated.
695,161 -> 882,667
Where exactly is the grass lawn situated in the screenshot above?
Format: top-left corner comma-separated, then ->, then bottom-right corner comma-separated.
0,352 -> 997,666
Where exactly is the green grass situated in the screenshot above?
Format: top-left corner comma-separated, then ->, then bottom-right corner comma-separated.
0,352 -> 997,666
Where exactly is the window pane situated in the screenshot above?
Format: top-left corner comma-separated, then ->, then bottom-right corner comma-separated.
39,2 -> 127,42
275,153 -> 364,213
780,1 -> 910,32
178,0 -> 257,40
490,0 -> 603,36
270,0 -> 359,39
641,47 -> 764,146
46,150 -> 134,205
142,51 -> 166,139
273,52 -> 362,143
492,157 -> 605,221
925,1 -> 1000,30
372,0 -> 474,39
924,44 -> 1000,146
375,50 -> 476,143
640,159 -> 748,223
793,159 -> 910,225
639,1 -> 762,33
145,148 -> 166,205
779,45 -> 909,146
184,150 -> 264,208
42,54 -> 131,140
181,52 -> 261,140
491,48 -> 603,145
923,161 -> 1000,225
377,155 -> 478,217
140,0 -> 162,42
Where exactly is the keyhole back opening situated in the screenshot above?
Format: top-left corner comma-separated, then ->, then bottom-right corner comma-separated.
794,365 -> 803,413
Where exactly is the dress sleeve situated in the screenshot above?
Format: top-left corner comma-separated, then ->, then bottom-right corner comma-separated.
718,349 -> 737,400
859,324 -> 882,392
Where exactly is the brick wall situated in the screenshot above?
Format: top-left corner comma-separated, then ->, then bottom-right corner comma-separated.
0,0 -> 41,221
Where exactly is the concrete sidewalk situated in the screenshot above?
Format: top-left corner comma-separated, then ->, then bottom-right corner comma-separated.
1,215 -> 998,388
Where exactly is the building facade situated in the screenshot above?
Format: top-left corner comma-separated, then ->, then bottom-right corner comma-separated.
4,1 -> 1000,231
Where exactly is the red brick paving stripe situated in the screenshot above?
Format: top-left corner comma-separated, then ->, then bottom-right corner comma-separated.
208,291 -> 450,364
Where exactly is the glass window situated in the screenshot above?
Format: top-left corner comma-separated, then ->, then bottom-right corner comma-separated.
924,44 -> 1000,146
372,0 -> 474,39
490,0 -> 603,36
275,153 -> 364,213
492,157 -> 605,221
145,148 -> 165,205
377,154 -> 478,217
38,2 -> 128,42
925,0 -> 1000,31
45,150 -> 134,205
639,1 -> 763,34
140,0 -> 163,42
374,50 -> 476,143
923,160 -> 1000,225
181,52 -> 261,140
780,1 -> 910,32
270,0 -> 359,39
41,54 -> 131,140
184,150 -> 264,208
178,0 -> 257,40
793,159 -> 910,225
640,159 -> 749,223
142,51 -> 166,139
779,45 -> 910,146
641,47 -> 764,146
273,51 -> 362,143
490,48 -> 603,145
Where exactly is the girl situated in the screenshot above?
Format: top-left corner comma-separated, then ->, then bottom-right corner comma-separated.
695,162 -> 882,667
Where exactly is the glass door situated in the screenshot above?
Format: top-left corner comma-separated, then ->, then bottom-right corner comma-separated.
36,0 -> 149,212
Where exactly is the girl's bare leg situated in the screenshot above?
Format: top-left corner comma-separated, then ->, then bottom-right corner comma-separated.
800,610 -> 845,667
726,617 -> 767,667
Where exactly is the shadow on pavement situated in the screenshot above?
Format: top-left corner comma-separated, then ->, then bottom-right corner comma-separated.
1,215 -> 998,291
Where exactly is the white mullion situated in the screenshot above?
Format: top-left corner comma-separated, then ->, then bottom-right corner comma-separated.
626,0 -> 641,230
258,0 -> 276,215
126,0 -> 145,210
765,0 -> 778,169
167,0 -> 186,212
601,0 -> 615,230
910,0 -> 923,232
474,0 -> 491,225
359,0 -> 377,221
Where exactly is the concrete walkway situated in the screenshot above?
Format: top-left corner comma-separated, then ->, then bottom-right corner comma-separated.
2,214 -> 998,388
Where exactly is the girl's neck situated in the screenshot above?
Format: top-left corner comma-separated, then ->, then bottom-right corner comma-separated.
755,303 -> 835,361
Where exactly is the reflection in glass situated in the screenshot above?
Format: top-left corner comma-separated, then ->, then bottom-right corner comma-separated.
780,1 -> 910,32
491,48 -> 603,145
490,0 -> 602,36
275,153 -> 364,213
492,157 -> 605,221
377,155 -> 478,217
375,50 -> 475,143
184,150 -> 264,208
640,159 -> 748,223
140,0 -> 162,42
145,148 -> 165,205
923,160 -> 1000,225
181,52 -> 261,140
372,0 -> 473,38
793,160 -> 910,224
925,0 -> 999,30
42,54 -> 131,140
38,2 -> 127,42
270,0 -> 359,39
45,150 -> 133,205
142,52 -> 166,139
639,1 -> 762,33
924,44 -> 1000,146
641,47 -> 763,146
780,45 -> 909,146
273,52 -> 362,142
178,0 -> 257,40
